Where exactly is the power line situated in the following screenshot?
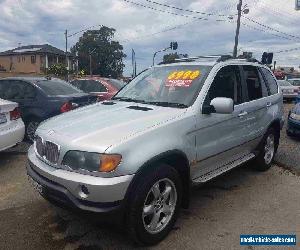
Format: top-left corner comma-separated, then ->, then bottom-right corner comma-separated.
68,24 -> 102,38
123,0 -> 208,21
143,0 -> 236,17
242,16 -> 300,41
241,21 -> 296,41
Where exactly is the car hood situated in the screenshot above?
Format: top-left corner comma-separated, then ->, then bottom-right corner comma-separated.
37,101 -> 186,151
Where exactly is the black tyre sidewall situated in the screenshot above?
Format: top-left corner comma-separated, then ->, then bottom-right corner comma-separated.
25,119 -> 40,142
127,164 -> 182,246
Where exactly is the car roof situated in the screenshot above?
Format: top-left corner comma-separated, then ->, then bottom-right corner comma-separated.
0,76 -> 51,82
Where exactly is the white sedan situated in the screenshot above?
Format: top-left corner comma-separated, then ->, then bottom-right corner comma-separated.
278,80 -> 299,100
0,98 -> 25,152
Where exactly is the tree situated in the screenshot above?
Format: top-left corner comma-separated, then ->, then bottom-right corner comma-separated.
162,53 -> 188,64
48,63 -> 68,77
71,26 -> 126,78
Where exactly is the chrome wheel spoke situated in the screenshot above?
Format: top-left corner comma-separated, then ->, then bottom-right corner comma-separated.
152,183 -> 161,199
149,211 -> 161,231
162,184 -> 172,201
143,204 -> 155,217
162,204 -> 172,215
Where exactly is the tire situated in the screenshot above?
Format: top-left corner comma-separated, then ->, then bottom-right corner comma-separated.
25,119 -> 40,142
286,130 -> 293,137
253,128 -> 278,171
126,164 -> 182,246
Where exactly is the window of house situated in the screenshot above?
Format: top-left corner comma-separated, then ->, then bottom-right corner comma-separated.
31,55 -> 36,64
22,56 -> 25,62
18,57 -> 21,63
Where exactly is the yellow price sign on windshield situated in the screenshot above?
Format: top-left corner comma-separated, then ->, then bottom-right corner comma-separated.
168,70 -> 201,81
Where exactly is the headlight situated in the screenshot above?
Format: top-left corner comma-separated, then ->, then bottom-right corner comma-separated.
290,113 -> 300,121
62,151 -> 122,172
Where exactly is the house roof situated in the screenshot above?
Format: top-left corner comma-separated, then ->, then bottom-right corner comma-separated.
0,44 -> 73,56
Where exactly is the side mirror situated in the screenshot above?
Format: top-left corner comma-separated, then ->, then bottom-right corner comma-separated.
210,97 -> 234,114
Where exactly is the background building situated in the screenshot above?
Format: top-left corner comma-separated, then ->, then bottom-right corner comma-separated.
0,44 -> 75,75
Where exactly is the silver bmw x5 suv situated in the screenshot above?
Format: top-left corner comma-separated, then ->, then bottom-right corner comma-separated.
27,56 -> 284,245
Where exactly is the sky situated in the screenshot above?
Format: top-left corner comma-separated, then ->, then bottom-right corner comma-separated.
0,0 -> 300,76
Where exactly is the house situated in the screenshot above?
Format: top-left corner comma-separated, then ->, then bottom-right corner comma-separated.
0,44 -> 75,75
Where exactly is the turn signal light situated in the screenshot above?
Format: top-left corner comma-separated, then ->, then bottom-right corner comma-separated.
99,154 -> 122,172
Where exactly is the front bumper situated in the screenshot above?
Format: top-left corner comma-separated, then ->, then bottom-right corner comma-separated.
27,146 -> 134,213
287,118 -> 300,136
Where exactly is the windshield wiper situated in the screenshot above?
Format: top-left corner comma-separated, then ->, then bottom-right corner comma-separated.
112,97 -> 146,103
145,101 -> 188,108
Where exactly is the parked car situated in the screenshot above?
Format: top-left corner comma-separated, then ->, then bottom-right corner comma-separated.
287,103 -> 300,136
287,78 -> 300,89
0,77 -> 97,141
70,77 -> 126,101
0,98 -> 25,151
27,56 -> 284,245
277,80 -> 298,100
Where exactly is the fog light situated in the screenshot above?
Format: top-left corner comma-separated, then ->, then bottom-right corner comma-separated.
78,185 -> 89,199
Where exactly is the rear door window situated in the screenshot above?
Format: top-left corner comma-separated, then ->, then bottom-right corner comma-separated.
242,66 -> 263,101
260,68 -> 279,95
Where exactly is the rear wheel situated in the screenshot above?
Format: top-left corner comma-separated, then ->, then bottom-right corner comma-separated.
26,119 -> 40,142
126,164 -> 182,246
253,128 -> 278,171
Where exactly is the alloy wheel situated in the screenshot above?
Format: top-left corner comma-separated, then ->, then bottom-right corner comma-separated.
142,178 -> 177,234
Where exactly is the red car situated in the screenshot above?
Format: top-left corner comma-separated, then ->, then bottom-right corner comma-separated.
70,77 -> 126,101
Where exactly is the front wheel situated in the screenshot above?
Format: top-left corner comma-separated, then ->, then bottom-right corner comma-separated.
253,128 -> 278,171
126,164 -> 182,246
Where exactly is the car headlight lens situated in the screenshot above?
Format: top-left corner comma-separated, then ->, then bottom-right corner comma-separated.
290,113 -> 300,120
62,151 -> 122,172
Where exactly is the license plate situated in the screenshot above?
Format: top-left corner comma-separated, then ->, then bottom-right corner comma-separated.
0,113 -> 7,124
28,176 -> 43,194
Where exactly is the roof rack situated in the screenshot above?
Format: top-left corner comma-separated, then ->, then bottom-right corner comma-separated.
158,55 -> 261,65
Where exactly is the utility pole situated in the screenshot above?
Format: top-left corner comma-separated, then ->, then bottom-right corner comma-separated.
65,29 -> 69,81
89,51 -> 92,76
233,0 -> 243,58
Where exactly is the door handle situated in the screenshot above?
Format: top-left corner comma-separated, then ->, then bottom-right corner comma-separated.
266,102 -> 272,108
238,111 -> 248,117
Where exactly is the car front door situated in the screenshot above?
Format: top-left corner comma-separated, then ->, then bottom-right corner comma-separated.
192,65 -> 252,180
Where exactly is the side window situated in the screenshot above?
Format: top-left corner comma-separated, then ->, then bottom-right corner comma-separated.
205,65 -> 242,105
243,66 -> 263,101
257,69 -> 269,97
5,81 -> 36,100
260,68 -> 278,95
84,80 -> 107,92
0,81 -> 9,99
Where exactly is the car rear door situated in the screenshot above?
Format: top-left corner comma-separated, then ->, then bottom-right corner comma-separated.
238,65 -> 271,150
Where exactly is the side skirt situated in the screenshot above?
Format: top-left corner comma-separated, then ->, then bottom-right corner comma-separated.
192,153 -> 256,184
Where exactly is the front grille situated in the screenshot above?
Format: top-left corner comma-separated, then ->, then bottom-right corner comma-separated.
35,136 -> 60,164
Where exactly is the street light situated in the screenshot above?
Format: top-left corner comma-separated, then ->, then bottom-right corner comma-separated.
233,1 -> 249,58
89,48 -> 97,76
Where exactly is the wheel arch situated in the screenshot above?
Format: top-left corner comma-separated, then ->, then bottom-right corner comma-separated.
124,150 -> 191,209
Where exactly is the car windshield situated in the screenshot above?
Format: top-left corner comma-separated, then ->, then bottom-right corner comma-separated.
289,79 -> 300,86
106,79 -> 126,90
113,65 -> 212,108
71,79 -> 107,93
35,79 -> 83,96
278,80 -> 292,86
